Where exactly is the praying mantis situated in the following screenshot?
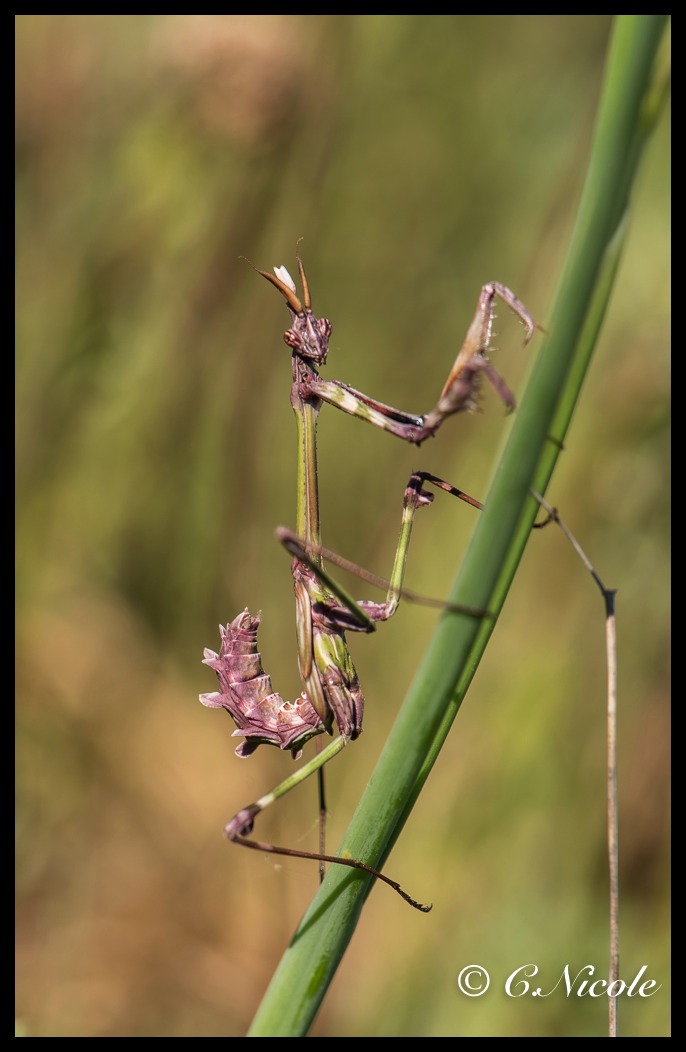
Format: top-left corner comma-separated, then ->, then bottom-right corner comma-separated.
200,253 -> 539,910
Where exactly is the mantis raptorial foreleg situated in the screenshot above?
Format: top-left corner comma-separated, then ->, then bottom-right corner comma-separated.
309,282 -> 539,442
200,254 -> 540,910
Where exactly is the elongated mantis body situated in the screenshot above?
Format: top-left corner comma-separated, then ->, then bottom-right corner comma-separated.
201,255 -> 539,909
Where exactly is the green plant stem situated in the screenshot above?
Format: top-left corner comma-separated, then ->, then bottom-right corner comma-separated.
246,15 -> 669,1037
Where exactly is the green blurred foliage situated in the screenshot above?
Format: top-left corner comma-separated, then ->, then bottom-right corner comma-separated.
16,15 -> 669,1037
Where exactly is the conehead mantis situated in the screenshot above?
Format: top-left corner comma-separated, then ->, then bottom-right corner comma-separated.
200,253 -> 540,910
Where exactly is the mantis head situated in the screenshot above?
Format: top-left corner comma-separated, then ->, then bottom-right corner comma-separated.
242,253 -> 332,365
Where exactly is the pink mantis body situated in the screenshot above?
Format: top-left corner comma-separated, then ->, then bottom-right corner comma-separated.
200,256 -> 539,908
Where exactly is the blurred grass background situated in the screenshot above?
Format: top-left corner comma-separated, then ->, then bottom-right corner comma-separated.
15,15 -> 669,1037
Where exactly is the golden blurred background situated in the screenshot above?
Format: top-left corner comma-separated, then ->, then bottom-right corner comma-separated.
16,15 -> 669,1037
